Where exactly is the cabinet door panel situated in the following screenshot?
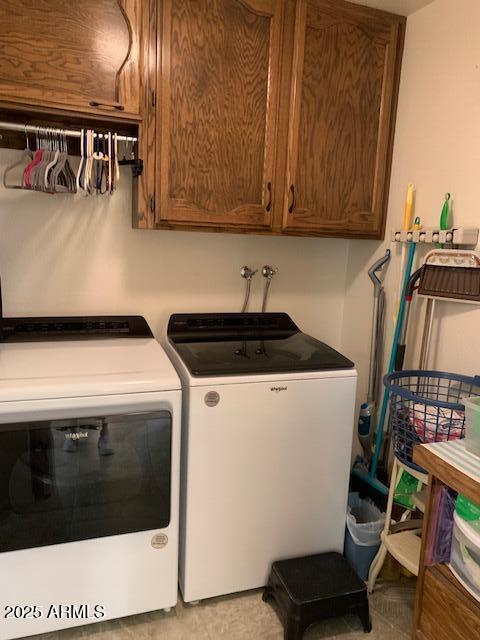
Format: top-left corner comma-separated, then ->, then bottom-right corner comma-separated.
283,0 -> 403,238
0,0 -> 142,118
158,0 -> 282,228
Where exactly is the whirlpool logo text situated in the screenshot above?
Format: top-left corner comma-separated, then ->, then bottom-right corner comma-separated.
270,386 -> 287,392
64,432 -> 89,440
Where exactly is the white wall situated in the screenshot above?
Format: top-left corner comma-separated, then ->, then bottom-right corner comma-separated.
343,0 -> 480,456
347,0 -> 433,16
0,148 -> 349,347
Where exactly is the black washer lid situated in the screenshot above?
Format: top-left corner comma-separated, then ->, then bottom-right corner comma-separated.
168,313 -> 354,376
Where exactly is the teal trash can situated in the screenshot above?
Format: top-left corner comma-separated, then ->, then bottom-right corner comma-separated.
344,492 -> 385,581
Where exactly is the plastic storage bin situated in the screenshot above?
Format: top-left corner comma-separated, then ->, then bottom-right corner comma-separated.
344,492 -> 385,581
464,395 -> 480,457
449,511 -> 480,602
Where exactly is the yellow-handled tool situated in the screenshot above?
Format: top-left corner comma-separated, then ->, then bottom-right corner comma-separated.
404,183 -> 414,231
394,184 -> 415,324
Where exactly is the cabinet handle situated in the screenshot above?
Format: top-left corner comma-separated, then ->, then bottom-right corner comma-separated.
265,181 -> 272,212
89,100 -> 125,112
288,184 -> 296,213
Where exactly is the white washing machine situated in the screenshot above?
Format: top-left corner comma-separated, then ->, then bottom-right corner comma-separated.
0,316 -> 181,640
164,312 -> 357,603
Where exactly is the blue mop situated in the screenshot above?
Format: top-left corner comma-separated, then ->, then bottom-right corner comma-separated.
352,217 -> 421,496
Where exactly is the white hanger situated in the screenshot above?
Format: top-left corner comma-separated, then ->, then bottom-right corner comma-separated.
76,129 -> 85,191
43,129 -> 60,191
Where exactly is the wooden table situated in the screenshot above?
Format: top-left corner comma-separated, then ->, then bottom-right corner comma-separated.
412,441 -> 480,640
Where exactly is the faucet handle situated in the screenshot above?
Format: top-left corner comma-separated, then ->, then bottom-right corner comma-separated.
262,265 -> 277,279
240,266 -> 258,280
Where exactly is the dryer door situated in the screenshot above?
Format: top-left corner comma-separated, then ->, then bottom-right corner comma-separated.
0,411 -> 172,553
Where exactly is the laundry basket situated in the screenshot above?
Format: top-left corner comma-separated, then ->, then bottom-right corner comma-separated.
384,370 -> 480,472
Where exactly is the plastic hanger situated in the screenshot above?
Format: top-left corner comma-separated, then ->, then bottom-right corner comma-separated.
50,130 -> 77,193
22,128 -> 43,188
76,129 -> 85,191
3,126 -> 33,189
44,129 -> 60,191
48,130 -> 67,192
107,132 -> 112,194
64,132 -> 78,193
85,129 -> 95,194
29,128 -> 51,191
82,129 -> 91,194
98,134 -> 110,194
24,149 -> 44,189
79,129 -> 90,193
113,133 -> 120,188
93,133 -> 103,194
60,130 -> 77,193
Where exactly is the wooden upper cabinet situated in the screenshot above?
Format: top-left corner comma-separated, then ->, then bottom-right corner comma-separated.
282,0 -> 404,238
156,0 -> 283,229
0,0 -> 143,119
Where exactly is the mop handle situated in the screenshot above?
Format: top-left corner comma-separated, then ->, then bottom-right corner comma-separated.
366,250 -> 391,402
368,250 -> 391,289
370,234 -> 418,478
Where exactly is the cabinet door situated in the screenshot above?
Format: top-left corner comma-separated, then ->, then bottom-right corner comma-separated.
0,0 -> 143,119
157,0 -> 283,229
283,0 -> 404,238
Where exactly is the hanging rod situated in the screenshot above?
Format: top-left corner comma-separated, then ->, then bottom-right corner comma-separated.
0,121 -> 137,143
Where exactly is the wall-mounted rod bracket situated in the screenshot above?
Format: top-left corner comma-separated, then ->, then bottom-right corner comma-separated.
391,227 -> 478,246
119,158 -> 143,177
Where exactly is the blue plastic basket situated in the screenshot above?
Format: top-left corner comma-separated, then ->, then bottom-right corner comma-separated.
384,370 -> 480,472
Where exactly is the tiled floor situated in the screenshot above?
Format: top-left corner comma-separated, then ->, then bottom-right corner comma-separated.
34,579 -> 415,640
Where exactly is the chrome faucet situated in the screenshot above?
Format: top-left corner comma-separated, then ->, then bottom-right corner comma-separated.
240,266 -> 257,312
261,265 -> 278,312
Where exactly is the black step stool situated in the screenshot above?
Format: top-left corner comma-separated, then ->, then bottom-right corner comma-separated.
263,552 -> 372,639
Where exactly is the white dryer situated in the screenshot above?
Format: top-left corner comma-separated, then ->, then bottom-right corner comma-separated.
0,316 -> 181,640
164,312 -> 357,603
